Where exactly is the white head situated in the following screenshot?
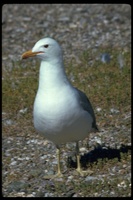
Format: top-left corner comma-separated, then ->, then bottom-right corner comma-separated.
21,37 -> 63,62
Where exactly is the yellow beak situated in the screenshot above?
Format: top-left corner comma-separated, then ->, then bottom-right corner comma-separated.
21,50 -> 43,59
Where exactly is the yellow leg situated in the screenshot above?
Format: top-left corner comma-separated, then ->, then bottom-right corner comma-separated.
56,147 -> 63,177
76,142 -> 93,176
76,153 -> 82,173
43,146 -> 63,179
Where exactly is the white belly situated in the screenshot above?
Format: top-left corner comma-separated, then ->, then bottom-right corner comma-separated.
33,89 -> 93,145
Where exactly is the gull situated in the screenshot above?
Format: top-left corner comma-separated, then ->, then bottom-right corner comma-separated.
21,37 -> 98,178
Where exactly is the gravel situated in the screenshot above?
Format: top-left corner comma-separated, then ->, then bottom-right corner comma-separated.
2,4 -> 131,197
2,4 -> 131,68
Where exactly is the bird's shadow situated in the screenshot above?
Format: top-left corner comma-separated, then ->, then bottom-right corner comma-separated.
67,144 -> 131,169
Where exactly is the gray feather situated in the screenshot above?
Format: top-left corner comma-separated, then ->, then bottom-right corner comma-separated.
75,88 -> 99,132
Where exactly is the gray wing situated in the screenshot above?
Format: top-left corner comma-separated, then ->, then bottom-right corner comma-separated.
75,87 -> 99,132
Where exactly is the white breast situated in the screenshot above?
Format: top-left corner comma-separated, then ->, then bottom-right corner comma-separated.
33,86 -> 93,145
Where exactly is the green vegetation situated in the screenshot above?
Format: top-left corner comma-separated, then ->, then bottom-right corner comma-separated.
2,47 -> 131,197
2,48 -> 131,119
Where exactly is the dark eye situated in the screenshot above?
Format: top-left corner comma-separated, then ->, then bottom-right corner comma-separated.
44,44 -> 49,48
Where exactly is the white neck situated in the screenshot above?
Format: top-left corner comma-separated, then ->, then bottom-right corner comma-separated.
38,59 -> 70,93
